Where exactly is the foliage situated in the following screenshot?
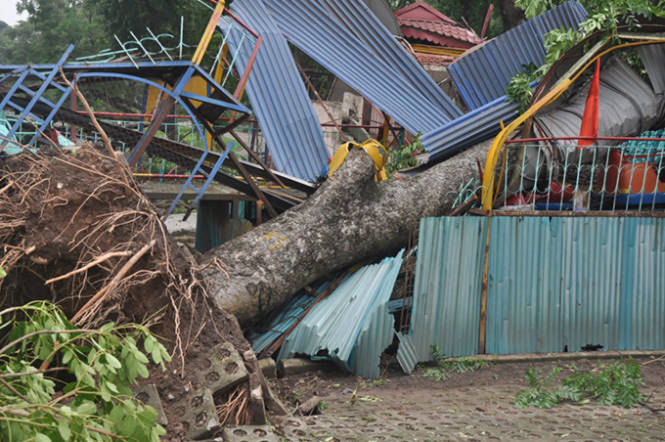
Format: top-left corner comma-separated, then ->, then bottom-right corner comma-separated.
422,345 -> 489,382
507,0 -> 665,111
0,300 -> 171,441
0,0 -> 212,65
514,360 -> 645,409
387,135 -> 422,175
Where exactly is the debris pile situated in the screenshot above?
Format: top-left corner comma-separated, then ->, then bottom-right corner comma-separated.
0,145 -> 278,439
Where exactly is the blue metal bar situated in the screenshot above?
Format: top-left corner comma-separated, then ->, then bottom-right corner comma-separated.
28,88 -> 72,146
0,70 -> 30,111
165,141 -> 235,217
71,70 -> 209,165
1,45 -> 74,149
179,91 -> 249,114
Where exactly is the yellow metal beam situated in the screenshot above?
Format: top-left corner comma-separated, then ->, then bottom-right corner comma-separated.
192,1 -> 226,65
481,36 -> 665,210
411,43 -> 466,57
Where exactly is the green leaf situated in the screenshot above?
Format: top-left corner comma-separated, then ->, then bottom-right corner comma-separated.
76,400 -> 97,415
58,418 -> 72,440
34,433 -> 51,442
0,266 -> 7,279
105,354 -> 122,370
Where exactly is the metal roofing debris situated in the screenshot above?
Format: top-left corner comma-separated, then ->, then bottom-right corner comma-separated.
316,0 -> 464,119
279,250 -> 404,379
225,0 -> 330,182
638,43 -> 665,96
262,0 -> 461,134
406,216 -> 665,363
396,332 -> 418,374
250,281 -> 332,354
535,56 -> 663,150
448,1 -> 588,110
421,96 -> 519,162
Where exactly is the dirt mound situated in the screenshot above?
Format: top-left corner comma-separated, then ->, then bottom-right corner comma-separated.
0,145 -> 266,438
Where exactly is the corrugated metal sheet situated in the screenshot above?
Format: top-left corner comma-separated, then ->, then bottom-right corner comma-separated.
448,1 -> 588,110
250,293 -> 317,354
318,0 -> 464,119
262,0 -> 458,134
250,281 -> 332,354
225,0 -> 330,182
396,332 -> 418,374
638,43 -> 665,95
535,56 -> 662,149
279,250 -> 404,379
407,217 -> 485,363
487,217 -> 665,354
408,216 -> 665,360
421,96 -> 519,162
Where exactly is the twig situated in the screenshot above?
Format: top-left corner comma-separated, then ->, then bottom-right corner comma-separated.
639,400 -> 665,413
641,355 -> 665,366
58,68 -> 131,188
45,251 -> 133,285
72,240 -> 156,324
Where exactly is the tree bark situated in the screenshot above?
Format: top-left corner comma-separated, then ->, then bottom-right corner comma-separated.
202,141 -> 490,325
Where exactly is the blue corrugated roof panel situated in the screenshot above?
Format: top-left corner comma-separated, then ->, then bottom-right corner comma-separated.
319,0 -> 462,120
262,0 -> 453,134
448,1 -> 587,110
421,96 -> 519,162
278,250 -> 404,379
225,0 -> 330,182
250,281 -> 332,354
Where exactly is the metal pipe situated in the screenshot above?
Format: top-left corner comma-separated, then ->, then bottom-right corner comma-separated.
506,136 -> 665,144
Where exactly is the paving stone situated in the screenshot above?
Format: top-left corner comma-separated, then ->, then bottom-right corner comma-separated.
181,388 -> 219,440
221,425 -> 279,442
133,383 -> 168,426
198,342 -> 248,395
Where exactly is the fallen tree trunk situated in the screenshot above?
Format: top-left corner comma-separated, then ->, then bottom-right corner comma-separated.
203,141 -> 490,325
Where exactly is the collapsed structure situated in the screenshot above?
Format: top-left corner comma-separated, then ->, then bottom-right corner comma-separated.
1,0 -> 665,437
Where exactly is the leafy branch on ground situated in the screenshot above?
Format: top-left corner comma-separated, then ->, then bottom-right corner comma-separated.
422,345 -> 489,381
387,135 -> 422,175
514,359 -> 645,409
0,299 -> 171,441
507,0 -> 665,111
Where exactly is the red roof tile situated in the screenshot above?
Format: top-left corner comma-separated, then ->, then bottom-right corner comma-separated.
395,1 -> 458,25
400,18 -> 482,46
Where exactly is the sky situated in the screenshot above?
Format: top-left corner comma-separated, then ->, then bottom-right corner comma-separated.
0,0 -> 27,26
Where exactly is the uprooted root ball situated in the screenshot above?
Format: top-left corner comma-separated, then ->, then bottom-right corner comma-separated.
0,144 -> 272,437
0,145 -> 216,359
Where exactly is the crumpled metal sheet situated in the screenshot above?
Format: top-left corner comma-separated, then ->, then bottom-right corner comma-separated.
278,250 -> 404,379
638,43 -> 665,95
225,0 -> 330,182
448,1 -> 588,110
535,56 -> 664,162
262,0 -> 460,134
421,96 -> 520,162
